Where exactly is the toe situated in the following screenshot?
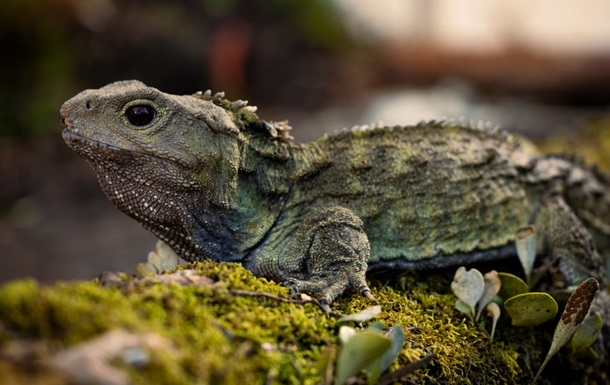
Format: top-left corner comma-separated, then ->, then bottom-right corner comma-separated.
320,301 -> 332,313
362,289 -> 376,301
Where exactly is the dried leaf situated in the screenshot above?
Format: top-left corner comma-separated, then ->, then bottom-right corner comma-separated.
504,292 -> 558,327
476,270 -> 501,321
497,272 -> 529,300
136,262 -> 157,277
486,302 -> 501,342
337,305 -> 382,323
515,226 -> 537,285
297,293 -> 313,301
451,267 -> 485,319
335,330 -> 392,385
535,278 -> 599,381
141,269 -> 214,286
148,240 -> 182,272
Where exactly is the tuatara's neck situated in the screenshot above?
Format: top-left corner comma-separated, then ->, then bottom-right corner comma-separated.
195,178 -> 289,263
176,138 -> 297,263
99,159 -> 290,263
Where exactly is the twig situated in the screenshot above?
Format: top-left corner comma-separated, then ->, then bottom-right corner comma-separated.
376,353 -> 436,385
102,269 -> 346,317
228,289 -> 345,317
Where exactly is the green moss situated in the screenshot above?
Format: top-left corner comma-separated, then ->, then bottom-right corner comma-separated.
0,262 -> 601,384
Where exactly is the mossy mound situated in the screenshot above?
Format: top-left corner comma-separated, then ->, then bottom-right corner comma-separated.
0,261 -> 603,384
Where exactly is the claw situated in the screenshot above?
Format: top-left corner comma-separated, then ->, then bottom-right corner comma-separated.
320,301 -> 332,313
362,289 -> 376,301
283,280 -> 300,297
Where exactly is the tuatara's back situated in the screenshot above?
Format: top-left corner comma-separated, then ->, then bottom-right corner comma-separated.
287,123 -> 539,269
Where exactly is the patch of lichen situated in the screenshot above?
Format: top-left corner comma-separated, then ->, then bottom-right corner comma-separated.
0,261 -> 588,384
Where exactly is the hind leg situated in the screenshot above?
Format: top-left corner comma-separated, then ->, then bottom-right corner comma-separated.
535,195 -> 605,285
535,194 -> 609,351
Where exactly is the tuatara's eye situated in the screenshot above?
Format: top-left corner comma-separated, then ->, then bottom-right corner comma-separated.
125,105 -> 156,127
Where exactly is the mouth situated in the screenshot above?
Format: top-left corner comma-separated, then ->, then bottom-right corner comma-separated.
61,127 -> 173,169
62,128 -> 122,153
60,108 -> 118,151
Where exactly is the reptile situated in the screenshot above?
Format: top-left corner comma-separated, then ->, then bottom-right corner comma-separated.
60,81 -> 610,321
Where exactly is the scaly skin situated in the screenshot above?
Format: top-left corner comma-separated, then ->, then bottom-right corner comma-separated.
60,81 -> 610,313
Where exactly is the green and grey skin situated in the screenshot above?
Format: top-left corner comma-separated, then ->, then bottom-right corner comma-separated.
60,81 -> 610,317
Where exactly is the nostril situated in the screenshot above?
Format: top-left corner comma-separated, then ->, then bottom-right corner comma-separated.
62,116 -> 73,128
85,100 -> 94,110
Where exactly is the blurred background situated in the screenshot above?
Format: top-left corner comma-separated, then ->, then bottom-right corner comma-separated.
1,0 -> 610,283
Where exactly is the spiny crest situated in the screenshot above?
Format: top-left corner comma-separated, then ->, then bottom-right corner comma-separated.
427,119 -> 531,156
262,120 -> 294,142
336,117 -> 503,133
334,118 -> 512,143
436,117 -> 509,139
192,89 -> 294,143
334,121 -> 386,134
193,89 -> 258,114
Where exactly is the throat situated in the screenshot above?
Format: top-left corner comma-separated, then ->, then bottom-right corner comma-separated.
97,170 -> 204,258
180,186 -> 288,263
95,163 -> 288,264
98,172 -> 178,227
99,171 -> 287,264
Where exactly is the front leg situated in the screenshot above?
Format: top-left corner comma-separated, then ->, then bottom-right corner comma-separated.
249,206 -> 373,307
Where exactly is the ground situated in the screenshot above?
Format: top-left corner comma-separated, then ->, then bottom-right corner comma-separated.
0,260 -> 607,385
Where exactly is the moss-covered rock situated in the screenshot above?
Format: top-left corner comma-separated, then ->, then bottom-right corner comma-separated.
0,261 -> 605,385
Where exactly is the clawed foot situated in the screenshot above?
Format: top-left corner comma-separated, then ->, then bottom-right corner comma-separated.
285,270 -> 375,312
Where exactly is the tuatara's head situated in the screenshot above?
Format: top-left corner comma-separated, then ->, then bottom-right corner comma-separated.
61,79 -> 247,197
60,80 -> 255,258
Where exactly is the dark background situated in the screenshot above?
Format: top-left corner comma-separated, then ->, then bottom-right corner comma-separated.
1,0 -> 610,283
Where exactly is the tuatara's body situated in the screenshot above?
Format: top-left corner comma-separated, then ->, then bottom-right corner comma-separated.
61,81 -> 610,311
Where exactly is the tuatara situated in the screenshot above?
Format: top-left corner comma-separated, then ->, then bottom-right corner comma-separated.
60,81 -> 610,315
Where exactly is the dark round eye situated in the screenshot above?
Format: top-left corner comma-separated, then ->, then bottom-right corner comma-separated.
125,105 -> 156,127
